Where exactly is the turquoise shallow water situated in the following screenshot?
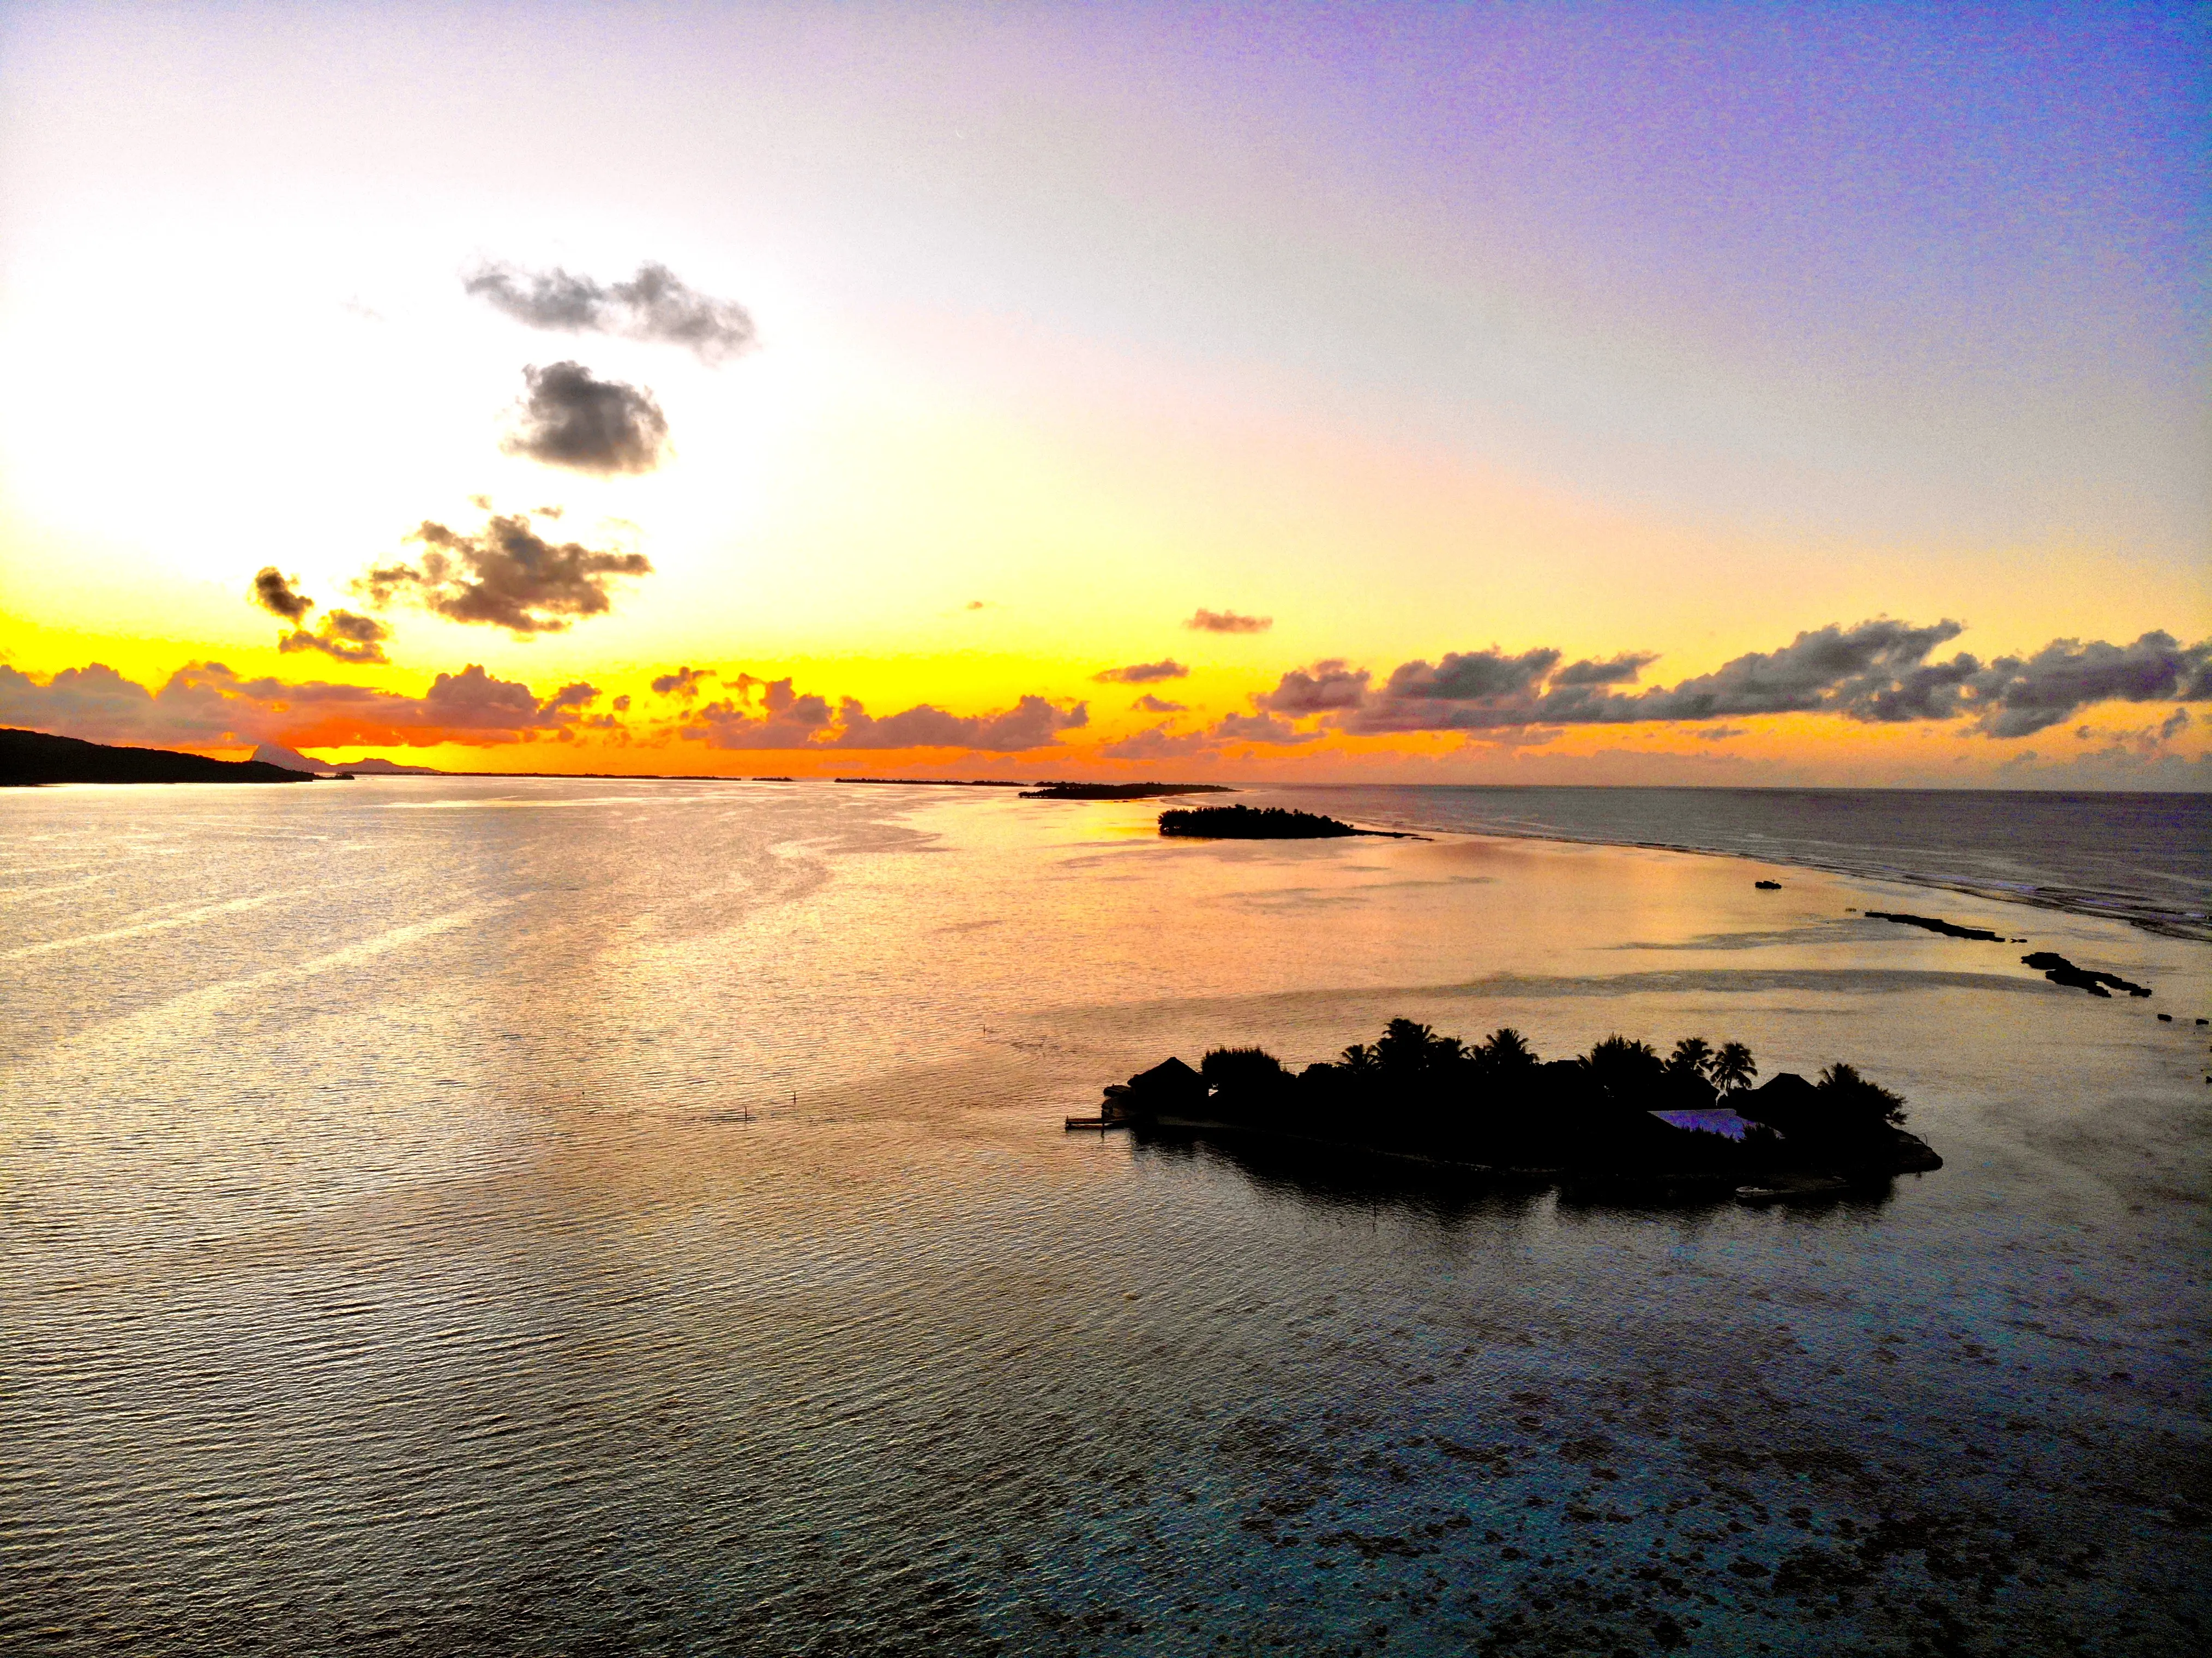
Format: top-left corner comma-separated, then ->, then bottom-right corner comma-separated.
2,778 -> 2207,1654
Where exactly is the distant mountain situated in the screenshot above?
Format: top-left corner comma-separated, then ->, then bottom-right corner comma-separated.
249,743 -> 441,776
251,743 -> 341,774
3,728 -> 317,787
331,756 -> 444,774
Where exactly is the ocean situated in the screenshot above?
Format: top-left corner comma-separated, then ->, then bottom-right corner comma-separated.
3,778 -> 2207,1655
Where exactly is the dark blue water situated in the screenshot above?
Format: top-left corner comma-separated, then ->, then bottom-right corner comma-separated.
1248,786 -> 2212,940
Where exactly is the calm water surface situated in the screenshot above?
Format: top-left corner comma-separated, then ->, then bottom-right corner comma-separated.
3,779 -> 2207,1655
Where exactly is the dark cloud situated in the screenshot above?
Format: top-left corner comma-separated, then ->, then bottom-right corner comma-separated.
1314,619 -> 2212,740
360,512 -> 652,636
501,362 -> 670,474
0,660 -> 603,750
832,695 -> 1088,752
1344,621 -> 1970,734
1255,659 -> 1369,714
651,665 -> 714,700
1186,609 -> 1272,634
279,610 -> 391,665
683,678 -> 1087,753
1552,651 -> 1659,687
465,261 -> 757,364
1093,659 -> 1188,684
1131,694 -> 1187,713
251,567 -> 315,621
1961,632 -> 2212,738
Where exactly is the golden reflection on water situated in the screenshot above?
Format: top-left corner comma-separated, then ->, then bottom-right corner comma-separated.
2,779 -> 2206,1655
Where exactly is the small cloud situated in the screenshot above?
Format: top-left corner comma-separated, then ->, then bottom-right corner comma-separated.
1093,659 -> 1188,684
251,568 -> 315,622
965,599 -> 989,610
1186,608 -> 1272,634
1553,651 -> 1659,687
339,297 -> 384,323
1098,722 -> 1212,760
359,509 -> 652,636
651,665 -> 714,701
279,610 -> 391,665
1695,725 -> 1747,742
464,261 -> 757,364
1255,659 -> 1367,714
501,362 -> 670,474
1210,711 -> 1318,745
1131,694 -> 1187,713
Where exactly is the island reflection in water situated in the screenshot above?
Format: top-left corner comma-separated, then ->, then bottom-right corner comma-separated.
2,778 -> 2205,1655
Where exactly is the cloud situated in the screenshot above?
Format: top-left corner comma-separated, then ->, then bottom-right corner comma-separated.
686,676 -> 837,749
1093,659 -> 1188,684
966,599 -> 989,610
1209,711 -> 1320,746
1131,694 -> 1187,713
1097,722 -> 1213,760
1255,659 -> 1369,714
651,665 -> 714,700
684,678 -> 1089,753
360,511 -> 652,635
1962,633 -> 2212,738
1303,619 -> 2212,741
832,695 -> 1088,752
279,610 -> 390,665
464,261 -> 756,364
1344,621 -> 1969,734
501,362 -> 670,474
1186,609 -> 1272,634
251,567 -> 315,622
0,660 -> 606,750
1552,651 -> 1659,687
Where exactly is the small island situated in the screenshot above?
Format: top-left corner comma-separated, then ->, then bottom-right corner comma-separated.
1075,1019 -> 1941,1197
1158,804 -> 1418,840
1022,782 -> 1233,800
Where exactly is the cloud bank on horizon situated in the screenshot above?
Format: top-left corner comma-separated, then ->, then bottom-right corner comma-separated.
7,620 -> 2205,771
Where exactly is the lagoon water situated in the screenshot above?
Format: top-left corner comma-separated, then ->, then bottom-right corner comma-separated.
3,779 -> 2207,1655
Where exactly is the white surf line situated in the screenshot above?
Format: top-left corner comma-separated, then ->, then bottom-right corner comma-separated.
0,890 -> 296,960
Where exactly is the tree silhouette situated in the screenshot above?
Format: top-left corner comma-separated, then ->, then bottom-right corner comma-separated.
1666,1036 -> 1714,1080
1708,1041 -> 1758,1096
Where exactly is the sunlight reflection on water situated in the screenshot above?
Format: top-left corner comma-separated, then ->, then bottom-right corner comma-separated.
2,779 -> 2206,1654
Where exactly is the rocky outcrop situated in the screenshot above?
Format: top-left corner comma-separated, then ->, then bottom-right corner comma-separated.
2021,951 -> 2151,998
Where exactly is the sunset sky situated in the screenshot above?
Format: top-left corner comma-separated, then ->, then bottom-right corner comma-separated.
2,1 -> 2205,785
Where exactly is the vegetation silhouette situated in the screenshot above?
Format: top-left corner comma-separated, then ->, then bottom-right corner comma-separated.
1158,804 -> 1406,839
1,728 -> 321,788
1095,1018 -> 1939,1196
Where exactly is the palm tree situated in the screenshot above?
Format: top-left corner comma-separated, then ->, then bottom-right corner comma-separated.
1338,1042 -> 1380,1076
1476,1028 -> 1536,1072
1708,1040 -> 1758,1096
1375,1018 -> 1439,1072
1667,1036 -> 1714,1081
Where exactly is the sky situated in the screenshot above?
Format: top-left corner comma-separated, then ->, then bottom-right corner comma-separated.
1,0 -> 2206,786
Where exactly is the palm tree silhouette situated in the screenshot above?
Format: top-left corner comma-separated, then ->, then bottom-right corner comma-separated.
1707,1041 -> 1758,1096
1667,1036 -> 1714,1080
